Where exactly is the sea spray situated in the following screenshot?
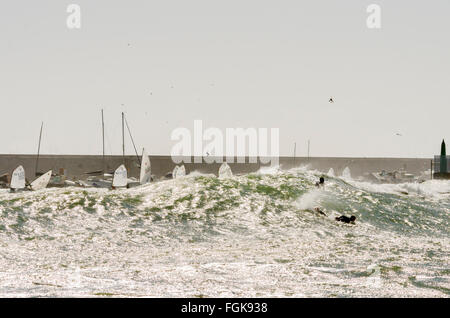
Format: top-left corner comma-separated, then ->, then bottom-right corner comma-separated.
341,167 -> 352,179
327,168 -> 335,177
295,189 -> 324,211
257,165 -> 281,175
0,169 -> 448,297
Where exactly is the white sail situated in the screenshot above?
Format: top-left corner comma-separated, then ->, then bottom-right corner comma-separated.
30,170 -> 52,191
173,165 -> 186,179
112,164 -> 128,188
172,166 -> 178,178
139,149 -> 151,184
177,165 -> 186,177
218,162 -> 233,178
10,166 -> 26,190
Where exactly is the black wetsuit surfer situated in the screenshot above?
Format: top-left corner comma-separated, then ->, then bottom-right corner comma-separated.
314,207 -> 326,216
313,177 -> 326,215
315,177 -> 325,188
335,215 -> 356,224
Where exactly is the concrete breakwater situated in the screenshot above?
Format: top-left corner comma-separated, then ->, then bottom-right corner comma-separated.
0,154 -> 432,181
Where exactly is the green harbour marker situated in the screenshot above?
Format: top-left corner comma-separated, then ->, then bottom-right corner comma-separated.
441,139 -> 447,173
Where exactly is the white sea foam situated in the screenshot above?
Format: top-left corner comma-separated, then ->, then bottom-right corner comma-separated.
346,179 -> 450,201
0,169 -> 448,297
256,165 -> 281,175
341,167 -> 352,179
295,189 -> 323,210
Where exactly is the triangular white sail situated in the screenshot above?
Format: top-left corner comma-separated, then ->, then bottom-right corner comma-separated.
177,165 -> 186,177
178,165 -> 186,177
173,165 -> 186,179
218,162 -> 233,178
139,149 -> 151,184
10,166 -> 26,190
112,164 -> 128,188
30,170 -> 52,191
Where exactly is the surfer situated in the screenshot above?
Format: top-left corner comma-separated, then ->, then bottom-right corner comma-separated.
314,207 -> 327,216
315,177 -> 325,188
335,215 -> 356,224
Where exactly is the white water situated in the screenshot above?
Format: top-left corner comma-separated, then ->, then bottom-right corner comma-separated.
327,168 -> 335,177
341,167 -> 352,179
0,168 -> 448,297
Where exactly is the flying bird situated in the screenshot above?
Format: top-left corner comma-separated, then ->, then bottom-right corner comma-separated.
329,97 -> 334,103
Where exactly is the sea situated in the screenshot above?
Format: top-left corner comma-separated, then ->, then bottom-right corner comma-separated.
0,167 -> 448,297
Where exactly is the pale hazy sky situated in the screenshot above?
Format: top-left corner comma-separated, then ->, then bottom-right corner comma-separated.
0,0 -> 448,157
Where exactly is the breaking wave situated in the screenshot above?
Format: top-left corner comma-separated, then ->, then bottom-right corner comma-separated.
0,168 -> 448,297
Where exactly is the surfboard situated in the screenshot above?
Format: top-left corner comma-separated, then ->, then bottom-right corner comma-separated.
112,164 -> 128,188
10,166 -> 26,190
30,170 -> 52,191
139,149 -> 151,184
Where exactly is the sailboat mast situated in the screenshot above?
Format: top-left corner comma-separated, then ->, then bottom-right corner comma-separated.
122,112 -> 125,164
35,122 -> 43,176
293,142 -> 296,166
124,116 -> 141,166
101,109 -> 105,176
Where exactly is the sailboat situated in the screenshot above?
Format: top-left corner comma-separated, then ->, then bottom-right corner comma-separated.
128,148 -> 152,188
83,110 -> 126,189
139,148 -> 152,184
112,164 -> 127,189
9,123 -> 52,192
80,111 -> 149,189
32,122 -> 52,190
110,112 -> 147,189
10,166 -> 26,192
9,166 -> 52,192
218,162 -> 232,178
30,170 -> 52,191
172,165 -> 186,179
81,110 -> 113,188
113,113 -> 154,189
111,112 -> 129,189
